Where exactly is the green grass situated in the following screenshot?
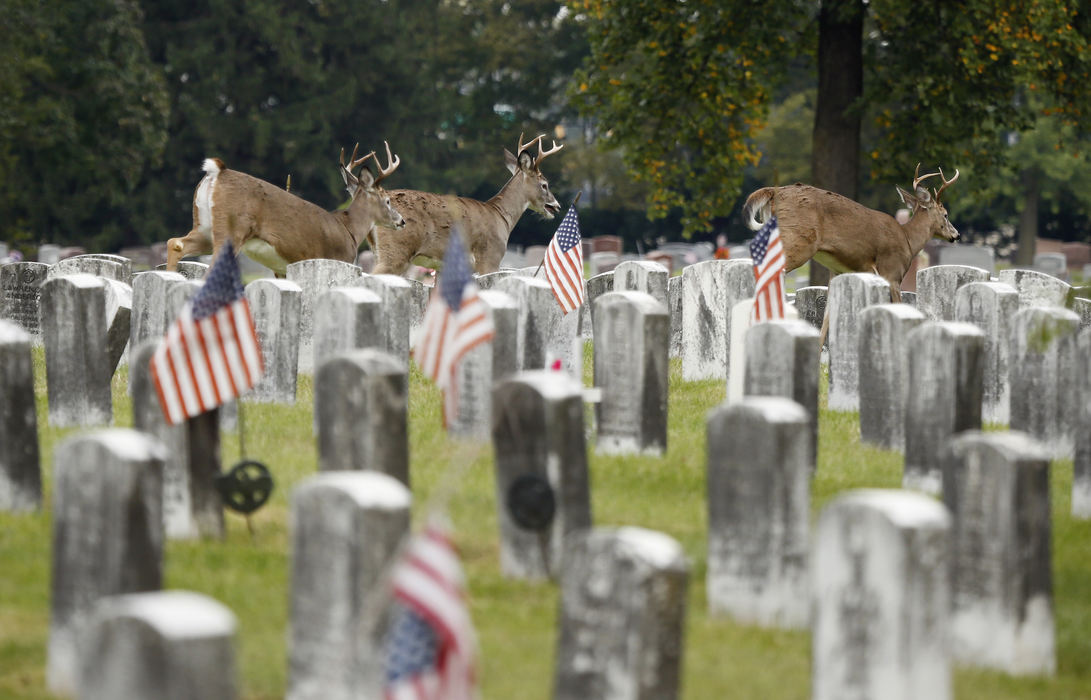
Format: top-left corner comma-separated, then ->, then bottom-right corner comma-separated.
2,347 -> 1090,699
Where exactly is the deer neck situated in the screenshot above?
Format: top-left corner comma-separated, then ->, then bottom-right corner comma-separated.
341,200 -> 374,248
901,211 -> 936,259
485,172 -> 530,238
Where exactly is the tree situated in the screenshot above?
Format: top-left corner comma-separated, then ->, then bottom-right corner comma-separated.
569,0 -> 1091,245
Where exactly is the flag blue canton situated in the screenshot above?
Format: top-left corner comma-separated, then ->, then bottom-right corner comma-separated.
554,207 -> 581,252
749,216 -> 777,266
385,603 -> 440,683
440,230 -> 473,310
191,242 -> 246,321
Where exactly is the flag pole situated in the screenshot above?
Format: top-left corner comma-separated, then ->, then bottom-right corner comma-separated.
534,190 -> 582,278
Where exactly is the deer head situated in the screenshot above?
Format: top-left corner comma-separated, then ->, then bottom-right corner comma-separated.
896,164 -> 960,242
503,132 -> 563,218
339,141 -> 405,233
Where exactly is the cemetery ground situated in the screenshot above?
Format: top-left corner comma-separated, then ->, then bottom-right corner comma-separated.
2,346 -> 1090,700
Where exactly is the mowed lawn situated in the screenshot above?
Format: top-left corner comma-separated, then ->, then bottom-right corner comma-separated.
2,346 -> 1090,699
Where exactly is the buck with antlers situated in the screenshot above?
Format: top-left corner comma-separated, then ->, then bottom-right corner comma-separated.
166,144 -> 404,276
743,165 -> 960,302
367,133 -> 564,275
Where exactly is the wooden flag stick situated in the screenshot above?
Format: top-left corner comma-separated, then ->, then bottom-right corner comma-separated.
534,190 -> 583,278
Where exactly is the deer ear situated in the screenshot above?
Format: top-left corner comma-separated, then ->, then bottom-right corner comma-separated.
517,149 -> 535,172
356,167 -> 376,192
340,166 -> 358,193
896,186 -> 918,209
915,186 -> 933,205
504,149 -> 519,175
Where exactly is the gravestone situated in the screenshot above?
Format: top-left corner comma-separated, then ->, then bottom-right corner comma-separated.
589,251 -> 620,275
0,321 -> 41,511
827,273 -> 891,410
475,270 -> 514,291
812,489 -> 951,700
131,340 -> 223,540
681,259 -> 755,381
1032,252 -> 1068,280
900,290 -> 918,308
312,287 -> 383,373
614,260 -> 669,310
667,275 -> 683,357
315,350 -> 408,485
591,235 -> 623,254
706,397 -> 810,628
1072,297 -> 1091,331
356,274 -> 414,365
593,291 -> 670,455
404,277 -> 429,331
915,264 -> 990,321
48,253 -> 131,285
450,290 -> 518,439
491,372 -> 591,579
858,304 -> 926,451
166,279 -> 203,320
129,271 -> 186,388
288,471 -> 410,700
102,278 -> 133,374
942,431 -> 1054,675
792,285 -> 827,334
246,279 -> 303,403
0,261 -> 49,341
1075,326 -> 1091,518
581,271 -> 614,340
287,259 -> 363,373
525,245 -> 547,267
955,281 -> 1019,424
37,243 -> 62,264
939,244 -> 996,274
743,320 -> 820,465
553,527 -> 688,700
47,429 -> 166,695
156,260 -> 209,280
998,268 -> 1070,308
1008,306 -> 1080,458
495,275 -> 579,374
39,274 -> 112,427
79,591 -> 237,700
903,322 -> 984,493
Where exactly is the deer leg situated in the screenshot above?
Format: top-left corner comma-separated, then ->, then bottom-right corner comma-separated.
818,307 -> 830,350
166,229 -> 212,271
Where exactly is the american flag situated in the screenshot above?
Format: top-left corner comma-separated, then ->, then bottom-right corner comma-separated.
384,520 -> 477,700
412,229 -> 495,427
749,215 -> 787,322
150,242 -> 263,424
543,205 -> 585,314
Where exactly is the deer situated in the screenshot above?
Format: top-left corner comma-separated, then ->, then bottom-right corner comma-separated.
367,133 -> 564,276
743,165 -> 960,304
166,144 -> 405,276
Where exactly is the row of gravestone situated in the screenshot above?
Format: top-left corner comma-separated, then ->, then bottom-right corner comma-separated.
24,367 -> 1064,699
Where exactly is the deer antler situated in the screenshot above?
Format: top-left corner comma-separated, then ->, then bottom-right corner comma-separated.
340,143 -> 376,176
373,141 -> 401,187
534,137 -> 564,169
517,132 -> 545,156
934,167 -> 959,201
912,162 -> 941,191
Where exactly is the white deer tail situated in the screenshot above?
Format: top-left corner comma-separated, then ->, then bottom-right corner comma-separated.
743,188 -> 774,231
194,158 -> 223,237
202,158 -> 222,177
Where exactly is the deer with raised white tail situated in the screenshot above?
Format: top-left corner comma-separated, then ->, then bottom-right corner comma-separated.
166,144 -> 405,276
369,133 -> 564,276
743,165 -> 960,302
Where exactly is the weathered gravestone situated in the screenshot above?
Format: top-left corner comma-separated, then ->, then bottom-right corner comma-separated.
827,273 -> 890,410
40,274 -> 113,427
312,287 -> 382,373
491,371 -> 591,580
1076,326 -> 1091,519
614,260 -> 669,311
955,281 -> 1019,425
131,340 -> 223,540
792,285 -> 827,335
858,304 -> 926,452
0,261 -> 49,341
48,253 -> 132,285
580,271 -> 614,341
315,349 -> 408,485
593,291 -> 670,455
681,259 -> 754,381
450,290 -> 518,439
474,270 -> 514,291
900,290 -> 918,308
743,320 -> 820,465
1073,297 -> 1091,331
246,278 -> 303,403
667,275 -> 682,357
78,590 -> 237,700
356,274 -> 414,364
942,431 -> 1055,675
553,527 -> 689,700
0,320 -> 41,511
1033,252 -> 1068,280
812,489 -> 951,700
903,322 -> 984,493
706,397 -> 810,628
128,271 -> 186,391
287,259 -> 363,373
37,243 -> 62,264
496,275 -> 579,374
939,244 -> 996,274
102,277 -> 133,374
1009,306 -> 1080,459
47,429 -> 165,695
998,268 -> 1070,309
288,471 -> 410,700
916,264 -> 990,321
156,260 -> 209,280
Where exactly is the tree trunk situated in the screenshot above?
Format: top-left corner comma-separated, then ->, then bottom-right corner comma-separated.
1014,167 -> 1039,266
809,0 -> 864,287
